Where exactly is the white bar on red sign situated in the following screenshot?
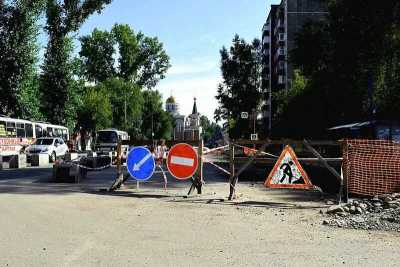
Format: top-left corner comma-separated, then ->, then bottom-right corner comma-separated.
171,156 -> 194,167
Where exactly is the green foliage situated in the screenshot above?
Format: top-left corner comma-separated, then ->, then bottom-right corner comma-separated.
0,0 -> 44,118
40,36 -> 75,124
79,24 -> 170,88
79,29 -> 116,82
215,35 -> 263,139
78,86 -> 112,131
282,0 -> 400,138
40,0 -> 112,126
98,78 -> 143,133
78,23 -> 171,138
17,75 -> 43,121
273,69 -> 308,121
200,115 -> 220,144
141,90 -> 173,140
374,31 -> 400,120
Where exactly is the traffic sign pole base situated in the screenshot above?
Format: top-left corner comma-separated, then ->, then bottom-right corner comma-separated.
187,176 -> 202,196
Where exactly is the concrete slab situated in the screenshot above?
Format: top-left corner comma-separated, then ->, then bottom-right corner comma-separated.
65,152 -> 78,161
9,154 -> 27,169
31,154 -> 49,167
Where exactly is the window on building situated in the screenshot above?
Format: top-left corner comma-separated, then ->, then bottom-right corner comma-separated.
278,61 -> 285,69
278,75 -> 286,84
278,48 -> 285,56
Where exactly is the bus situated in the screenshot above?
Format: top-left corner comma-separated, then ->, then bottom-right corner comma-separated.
94,129 -> 130,159
0,116 -> 69,157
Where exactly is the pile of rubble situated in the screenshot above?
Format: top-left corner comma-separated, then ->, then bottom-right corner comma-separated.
322,193 -> 400,232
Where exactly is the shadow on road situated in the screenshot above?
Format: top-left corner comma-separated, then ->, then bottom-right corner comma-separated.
167,197 -> 326,210
0,165 -> 331,212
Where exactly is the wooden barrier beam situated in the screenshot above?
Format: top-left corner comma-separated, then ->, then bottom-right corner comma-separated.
235,139 -> 339,146
188,139 -> 204,195
229,140 -> 270,200
303,139 -> 344,203
228,141 -> 235,200
232,157 -> 342,166
109,139 -> 124,192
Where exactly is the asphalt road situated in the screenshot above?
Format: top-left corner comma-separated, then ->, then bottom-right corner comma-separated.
0,165 -> 399,266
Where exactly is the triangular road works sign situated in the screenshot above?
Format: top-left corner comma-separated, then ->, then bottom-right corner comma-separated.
265,145 -> 313,189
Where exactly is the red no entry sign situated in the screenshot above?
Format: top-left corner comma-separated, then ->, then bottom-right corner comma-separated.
167,143 -> 198,180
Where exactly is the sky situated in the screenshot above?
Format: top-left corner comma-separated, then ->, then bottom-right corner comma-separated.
70,0 -> 276,120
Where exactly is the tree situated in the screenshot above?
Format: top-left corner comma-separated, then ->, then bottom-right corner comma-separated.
283,0 -> 400,138
215,35 -> 263,139
98,78 -> 143,133
0,0 -> 44,119
200,115 -> 220,144
141,90 -> 173,140
40,0 -> 112,126
78,86 -> 112,131
79,28 -> 116,83
79,24 -> 170,88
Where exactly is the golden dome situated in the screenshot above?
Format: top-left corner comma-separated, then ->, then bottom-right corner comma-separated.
166,96 -> 176,104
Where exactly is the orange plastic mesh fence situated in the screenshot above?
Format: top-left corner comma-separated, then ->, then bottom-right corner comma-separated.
342,139 -> 400,196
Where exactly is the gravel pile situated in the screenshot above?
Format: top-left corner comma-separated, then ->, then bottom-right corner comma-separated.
322,193 -> 400,232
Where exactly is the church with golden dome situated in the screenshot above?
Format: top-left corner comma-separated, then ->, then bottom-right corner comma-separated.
166,96 -> 201,141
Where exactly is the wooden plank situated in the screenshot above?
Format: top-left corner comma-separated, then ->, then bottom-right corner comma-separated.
229,140 -> 270,200
235,139 -> 339,146
109,139 -> 124,191
232,157 -> 342,165
197,139 -> 204,194
122,139 -> 199,147
228,141 -> 235,199
303,140 -> 342,182
187,139 -> 204,196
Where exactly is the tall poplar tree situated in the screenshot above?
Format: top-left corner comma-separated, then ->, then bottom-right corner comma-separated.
0,0 -> 43,119
40,0 -> 112,127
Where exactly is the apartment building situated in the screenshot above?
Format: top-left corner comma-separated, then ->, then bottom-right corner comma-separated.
262,0 -> 327,133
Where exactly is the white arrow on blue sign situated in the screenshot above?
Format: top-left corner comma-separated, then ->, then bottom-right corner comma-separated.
126,146 -> 155,181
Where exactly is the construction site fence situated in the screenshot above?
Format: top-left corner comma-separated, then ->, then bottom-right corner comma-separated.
342,139 -> 400,197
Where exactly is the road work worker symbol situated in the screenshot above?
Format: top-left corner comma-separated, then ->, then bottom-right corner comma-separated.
264,145 -> 313,189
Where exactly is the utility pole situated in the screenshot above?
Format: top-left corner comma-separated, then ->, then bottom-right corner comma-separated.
151,111 -> 154,144
124,91 -> 127,131
252,108 -> 256,135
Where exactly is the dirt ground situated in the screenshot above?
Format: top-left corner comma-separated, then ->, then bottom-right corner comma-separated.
0,167 -> 399,267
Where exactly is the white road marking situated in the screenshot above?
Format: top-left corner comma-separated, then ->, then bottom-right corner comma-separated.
171,156 -> 194,167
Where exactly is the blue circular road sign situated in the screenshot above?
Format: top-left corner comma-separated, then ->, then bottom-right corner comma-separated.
126,147 -> 155,181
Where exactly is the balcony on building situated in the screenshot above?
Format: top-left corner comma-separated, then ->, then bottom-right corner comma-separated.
262,24 -> 270,37
263,36 -> 270,45
278,60 -> 285,70
278,75 -> 286,85
263,47 -> 270,56
278,33 -> 286,42
274,48 -> 285,61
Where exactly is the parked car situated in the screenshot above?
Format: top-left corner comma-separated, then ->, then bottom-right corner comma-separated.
26,137 -> 69,162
